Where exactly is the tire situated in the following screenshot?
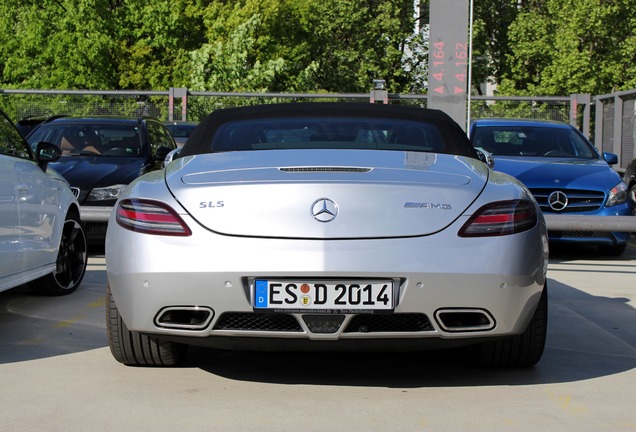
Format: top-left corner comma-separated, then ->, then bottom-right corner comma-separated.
474,284 -> 548,368
106,283 -> 186,366
598,242 -> 627,256
629,183 -> 636,215
29,211 -> 87,296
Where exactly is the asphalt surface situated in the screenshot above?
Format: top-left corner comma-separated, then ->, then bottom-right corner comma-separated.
1,241 -> 635,431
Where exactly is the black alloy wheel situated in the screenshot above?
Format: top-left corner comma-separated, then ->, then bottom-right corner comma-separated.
29,212 -> 88,296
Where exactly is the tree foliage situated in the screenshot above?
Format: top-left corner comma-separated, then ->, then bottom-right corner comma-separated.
469,0 -> 520,95
114,0 -> 207,89
0,0 -> 421,93
2,0 -> 636,96
473,0 -> 636,96
0,0 -> 118,89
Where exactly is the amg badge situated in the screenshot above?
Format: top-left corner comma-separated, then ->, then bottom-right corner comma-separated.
404,202 -> 452,210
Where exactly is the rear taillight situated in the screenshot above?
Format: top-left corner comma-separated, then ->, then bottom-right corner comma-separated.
115,199 -> 192,236
458,200 -> 537,237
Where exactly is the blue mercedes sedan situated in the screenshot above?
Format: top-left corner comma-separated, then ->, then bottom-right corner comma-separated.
470,118 -> 631,255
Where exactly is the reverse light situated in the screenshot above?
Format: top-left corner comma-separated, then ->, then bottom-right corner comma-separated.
606,182 -> 628,207
458,200 -> 538,237
115,198 -> 192,236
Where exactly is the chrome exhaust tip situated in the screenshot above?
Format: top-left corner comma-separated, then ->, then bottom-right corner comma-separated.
434,308 -> 495,332
154,306 -> 214,330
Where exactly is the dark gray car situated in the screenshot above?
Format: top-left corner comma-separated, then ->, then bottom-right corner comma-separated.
27,116 -> 177,243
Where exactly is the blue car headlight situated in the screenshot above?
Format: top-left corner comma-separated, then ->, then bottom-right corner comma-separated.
606,182 -> 628,207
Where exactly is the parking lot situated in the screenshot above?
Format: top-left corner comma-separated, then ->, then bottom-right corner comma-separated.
1,241 -> 635,431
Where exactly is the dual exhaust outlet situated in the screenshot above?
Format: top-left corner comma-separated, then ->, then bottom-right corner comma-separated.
154,306 -> 495,333
434,308 -> 495,332
154,306 -> 214,330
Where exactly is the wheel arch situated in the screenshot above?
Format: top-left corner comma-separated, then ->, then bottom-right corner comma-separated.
67,202 -> 81,219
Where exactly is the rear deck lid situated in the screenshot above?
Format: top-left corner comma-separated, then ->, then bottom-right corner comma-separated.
166,150 -> 488,239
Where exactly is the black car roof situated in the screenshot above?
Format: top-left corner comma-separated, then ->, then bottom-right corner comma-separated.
180,102 -> 475,158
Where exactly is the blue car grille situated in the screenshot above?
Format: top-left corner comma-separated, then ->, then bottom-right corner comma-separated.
529,188 -> 605,213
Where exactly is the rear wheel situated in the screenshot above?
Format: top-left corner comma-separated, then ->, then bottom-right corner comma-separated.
106,283 -> 186,366
474,284 -> 548,367
29,212 -> 87,296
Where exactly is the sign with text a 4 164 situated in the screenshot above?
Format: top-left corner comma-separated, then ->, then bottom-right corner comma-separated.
430,40 -> 468,97
427,0 -> 470,130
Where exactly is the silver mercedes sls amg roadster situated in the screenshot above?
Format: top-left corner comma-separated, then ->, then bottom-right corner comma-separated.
105,103 -> 549,368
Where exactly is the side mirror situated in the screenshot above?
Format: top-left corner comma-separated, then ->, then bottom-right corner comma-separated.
474,147 -> 495,169
154,146 -> 173,161
36,141 -> 61,171
603,152 -> 618,165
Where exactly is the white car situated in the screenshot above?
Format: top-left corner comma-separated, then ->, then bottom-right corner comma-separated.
106,103 -> 549,368
0,110 -> 87,295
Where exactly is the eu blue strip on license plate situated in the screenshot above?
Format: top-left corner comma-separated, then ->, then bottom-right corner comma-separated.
253,280 -> 393,311
254,280 -> 269,308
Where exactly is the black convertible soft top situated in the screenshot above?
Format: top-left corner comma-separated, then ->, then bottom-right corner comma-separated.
180,102 -> 476,159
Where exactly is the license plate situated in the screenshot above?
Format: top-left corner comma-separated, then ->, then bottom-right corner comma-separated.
253,279 -> 394,311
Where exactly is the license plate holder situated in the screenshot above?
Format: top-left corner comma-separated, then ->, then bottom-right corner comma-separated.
253,279 -> 394,313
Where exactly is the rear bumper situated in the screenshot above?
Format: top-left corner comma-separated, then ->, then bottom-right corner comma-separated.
543,214 -> 636,234
106,213 -> 549,347
547,230 -> 630,246
157,333 -> 508,351
543,210 -> 633,245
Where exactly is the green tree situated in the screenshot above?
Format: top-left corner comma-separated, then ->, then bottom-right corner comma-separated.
190,0 -> 420,93
0,0 -> 207,90
470,0 -> 520,95
189,13 -> 287,92
114,0 -> 207,89
0,0 -> 422,94
0,0 -> 118,89
498,0 -> 636,95
299,0 -> 418,92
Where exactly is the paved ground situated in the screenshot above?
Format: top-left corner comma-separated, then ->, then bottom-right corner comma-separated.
0,241 -> 635,431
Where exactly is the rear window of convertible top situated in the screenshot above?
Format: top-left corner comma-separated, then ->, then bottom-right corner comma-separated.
210,117 -> 445,153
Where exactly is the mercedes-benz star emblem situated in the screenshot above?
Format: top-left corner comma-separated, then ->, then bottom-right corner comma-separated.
548,191 -> 568,212
311,198 -> 338,222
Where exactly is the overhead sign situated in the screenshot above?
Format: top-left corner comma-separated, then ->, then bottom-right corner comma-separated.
427,0 -> 470,130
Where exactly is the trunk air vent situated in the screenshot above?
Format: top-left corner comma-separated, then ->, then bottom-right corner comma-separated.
279,167 -> 372,173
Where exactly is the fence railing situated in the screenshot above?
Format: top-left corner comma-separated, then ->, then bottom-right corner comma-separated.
1,87 -> 634,171
593,89 -> 636,169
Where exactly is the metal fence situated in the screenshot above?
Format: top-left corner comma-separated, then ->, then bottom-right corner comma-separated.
0,89 -> 171,120
594,89 -> 636,169
1,87 -> 634,171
